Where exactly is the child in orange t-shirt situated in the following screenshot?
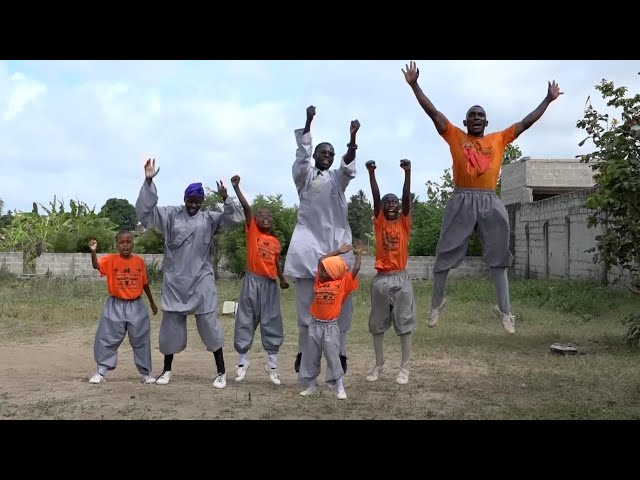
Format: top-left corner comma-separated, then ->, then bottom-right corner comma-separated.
298,243 -> 362,400
403,61 -> 563,335
88,231 -> 158,385
364,159 -> 416,385
230,176 -> 290,386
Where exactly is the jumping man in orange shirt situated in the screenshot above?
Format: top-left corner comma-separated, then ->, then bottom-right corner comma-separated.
230,175 -> 289,386
87,231 -> 158,385
403,61 -> 563,334
364,159 -> 416,384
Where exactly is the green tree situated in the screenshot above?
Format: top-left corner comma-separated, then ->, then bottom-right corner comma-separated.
99,198 -> 137,231
348,189 -> 373,246
422,168 -> 482,256
497,144 -> 523,196
577,75 -> 640,293
0,196 -> 117,272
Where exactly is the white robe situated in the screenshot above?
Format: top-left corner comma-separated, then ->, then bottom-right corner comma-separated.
284,128 -> 356,279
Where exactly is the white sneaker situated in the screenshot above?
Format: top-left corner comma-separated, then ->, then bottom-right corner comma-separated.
213,373 -> 227,389
142,374 -> 156,384
366,365 -> 386,382
156,371 -> 172,385
396,368 -> 410,385
427,298 -> 446,328
264,364 -> 281,385
89,373 -> 105,384
336,390 -> 347,400
493,306 -> 516,335
235,361 -> 251,382
299,386 -> 318,397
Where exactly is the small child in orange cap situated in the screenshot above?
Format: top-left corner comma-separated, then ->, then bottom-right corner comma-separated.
298,243 -> 362,399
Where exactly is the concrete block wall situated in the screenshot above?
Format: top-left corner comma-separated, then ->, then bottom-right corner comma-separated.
0,252 -> 24,274
510,188 -> 636,285
5,253 -> 491,280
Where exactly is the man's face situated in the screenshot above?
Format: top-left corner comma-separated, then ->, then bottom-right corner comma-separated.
463,105 -> 488,137
185,196 -> 203,216
313,142 -> 335,171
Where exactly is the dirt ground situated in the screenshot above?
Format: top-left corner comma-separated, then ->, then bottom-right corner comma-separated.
0,326 -> 468,420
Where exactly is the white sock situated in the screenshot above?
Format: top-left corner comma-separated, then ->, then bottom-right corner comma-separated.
267,354 -> 277,369
97,365 -> 108,376
238,353 -> 248,367
336,377 -> 345,394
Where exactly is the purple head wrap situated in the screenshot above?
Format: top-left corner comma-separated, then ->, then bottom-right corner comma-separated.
184,182 -> 205,201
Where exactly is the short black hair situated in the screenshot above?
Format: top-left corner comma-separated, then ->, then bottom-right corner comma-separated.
115,230 -> 133,242
381,193 -> 399,204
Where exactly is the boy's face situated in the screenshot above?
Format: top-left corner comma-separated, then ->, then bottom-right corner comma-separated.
185,195 -> 204,216
255,207 -> 273,232
116,233 -> 134,257
318,262 -> 331,282
382,194 -> 400,220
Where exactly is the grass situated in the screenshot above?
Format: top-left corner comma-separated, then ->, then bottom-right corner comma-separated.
1,272 -> 640,419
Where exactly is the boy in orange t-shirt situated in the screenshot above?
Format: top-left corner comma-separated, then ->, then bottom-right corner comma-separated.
88,231 -> 158,385
364,159 -> 416,385
403,61 -> 563,335
298,244 -> 362,400
230,176 -> 290,386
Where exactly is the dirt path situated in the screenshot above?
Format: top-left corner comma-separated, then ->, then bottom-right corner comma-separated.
0,328 -> 466,420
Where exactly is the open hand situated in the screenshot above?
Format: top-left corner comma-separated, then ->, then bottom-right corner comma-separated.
337,244 -> 353,255
216,180 -> 228,199
402,61 -> 420,85
547,80 -> 563,101
144,158 -> 160,179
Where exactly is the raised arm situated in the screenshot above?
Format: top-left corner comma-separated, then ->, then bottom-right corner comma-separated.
365,160 -> 381,217
513,80 -> 563,138
318,243 -> 353,271
293,106 -> 316,194
402,61 -> 449,135
400,159 -> 411,216
230,175 -> 251,227
88,239 -> 99,270
209,179 -> 246,234
342,120 -> 360,166
135,158 -> 174,233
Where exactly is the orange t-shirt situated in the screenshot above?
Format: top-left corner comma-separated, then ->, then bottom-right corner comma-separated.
246,218 -> 282,280
374,210 -> 412,272
98,254 -> 148,300
309,271 -> 359,321
441,120 -> 517,190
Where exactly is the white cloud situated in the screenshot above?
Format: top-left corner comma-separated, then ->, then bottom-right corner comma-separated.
3,72 -> 47,121
1,60 -> 639,214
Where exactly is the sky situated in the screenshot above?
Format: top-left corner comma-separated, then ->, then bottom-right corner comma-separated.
1,60 -> 639,214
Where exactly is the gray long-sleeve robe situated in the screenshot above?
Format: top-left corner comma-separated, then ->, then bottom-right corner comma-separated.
135,180 -> 245,314
284,128 -> 356,279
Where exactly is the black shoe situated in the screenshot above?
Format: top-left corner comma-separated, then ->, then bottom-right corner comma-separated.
340,354 -> 348,373
294,352 -> 302,373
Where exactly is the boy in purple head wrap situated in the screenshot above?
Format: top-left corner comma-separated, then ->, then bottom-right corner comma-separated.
136,158 -> 245,388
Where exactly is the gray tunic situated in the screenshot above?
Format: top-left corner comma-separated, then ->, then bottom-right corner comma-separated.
284,128 -> 356,279
135,180 -> 245,314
